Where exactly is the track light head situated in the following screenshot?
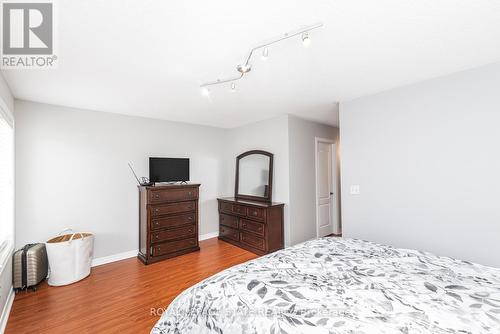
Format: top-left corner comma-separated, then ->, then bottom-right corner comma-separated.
302,32 -> 311,47
236,63 -> 252,74
262,47 -> 269,60
201,86 -> 210,97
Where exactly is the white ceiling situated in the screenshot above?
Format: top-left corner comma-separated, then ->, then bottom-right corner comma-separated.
3,0 -> 500,128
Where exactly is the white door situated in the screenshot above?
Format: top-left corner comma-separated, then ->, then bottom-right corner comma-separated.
316,140 -> 336,237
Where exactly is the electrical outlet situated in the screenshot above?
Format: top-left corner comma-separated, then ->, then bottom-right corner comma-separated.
350,185 -> 360,195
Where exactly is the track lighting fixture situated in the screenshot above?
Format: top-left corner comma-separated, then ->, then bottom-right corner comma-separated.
301,32 -> 311,47
262,47 -> 269,60
236,64 -> 252,74
199,22 -> 323,95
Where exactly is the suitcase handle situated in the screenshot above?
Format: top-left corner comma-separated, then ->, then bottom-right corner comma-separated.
20,243 -> 38,289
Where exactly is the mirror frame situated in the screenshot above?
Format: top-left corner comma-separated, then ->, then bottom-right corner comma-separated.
235,150 -> 274,203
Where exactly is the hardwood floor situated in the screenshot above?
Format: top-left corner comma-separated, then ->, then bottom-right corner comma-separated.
6,238 -> 257,334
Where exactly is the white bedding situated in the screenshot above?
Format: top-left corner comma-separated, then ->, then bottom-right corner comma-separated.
152,238 -> 500,333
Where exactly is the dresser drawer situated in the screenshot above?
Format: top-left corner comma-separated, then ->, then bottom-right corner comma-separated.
219,225 -> 239,242
151,213 -> 195,230
240,219 -> 265,237
151,237 -> 198,257
220,202 -> 247,216
220,201 -> 233,213
246,207 -> 265,221
231,204 -> 247,216
240,232 -> 265,251
151,224 -> 196,243
150,201 -> 196,217
220,213 -> 238,228
149,187 -> 198,203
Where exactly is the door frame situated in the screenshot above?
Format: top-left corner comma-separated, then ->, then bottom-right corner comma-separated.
315,137 -> 338,238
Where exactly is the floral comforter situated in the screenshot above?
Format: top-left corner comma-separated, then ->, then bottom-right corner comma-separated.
152,238 -> 500,333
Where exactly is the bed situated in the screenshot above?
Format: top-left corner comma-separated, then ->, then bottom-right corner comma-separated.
152,237 -> 500,333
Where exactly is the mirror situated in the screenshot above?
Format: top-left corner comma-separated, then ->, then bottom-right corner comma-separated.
235,150 -> 273,202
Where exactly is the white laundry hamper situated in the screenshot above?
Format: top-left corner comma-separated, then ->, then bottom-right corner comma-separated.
46,229 -> 94,286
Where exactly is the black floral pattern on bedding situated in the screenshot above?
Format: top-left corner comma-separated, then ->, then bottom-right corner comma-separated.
152,238 -> 500,333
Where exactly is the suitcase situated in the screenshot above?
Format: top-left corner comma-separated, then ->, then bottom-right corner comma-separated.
12,243 -> 48,292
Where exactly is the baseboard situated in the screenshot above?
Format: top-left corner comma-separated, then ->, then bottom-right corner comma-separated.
0,287 -> 14,334
199,232 -> 219,241
91,232 -> 220,267
91,249 -> 138,267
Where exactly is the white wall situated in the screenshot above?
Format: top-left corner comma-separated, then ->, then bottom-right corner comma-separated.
15,100 -> 226,259
14,101 -> 339,262
0,73 -> 14,334
340,62 -> 500,267
223,115 -> 291,245
288,116 -> 338,245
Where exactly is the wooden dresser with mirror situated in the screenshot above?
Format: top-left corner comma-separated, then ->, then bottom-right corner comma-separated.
218,150 -> 284,255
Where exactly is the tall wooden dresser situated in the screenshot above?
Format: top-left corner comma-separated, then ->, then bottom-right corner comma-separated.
218,197 -> 284,255
138,184 -> 200,264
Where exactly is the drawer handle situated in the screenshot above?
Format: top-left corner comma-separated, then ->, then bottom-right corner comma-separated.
154,208 -> 160,213
188,228 -> 193,233
155,234 -> 159,239
154,222 -> 159,226
242,223 -> 247,228
154,194 -> 160,199
188,191 -> 192,196
221,228 -> 225,233
188,216 -> 193,221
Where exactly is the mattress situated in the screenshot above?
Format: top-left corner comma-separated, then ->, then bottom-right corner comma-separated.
152,237 -> 500,333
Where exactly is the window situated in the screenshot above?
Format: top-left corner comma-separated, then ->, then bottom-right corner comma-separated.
0,111 -> 14,268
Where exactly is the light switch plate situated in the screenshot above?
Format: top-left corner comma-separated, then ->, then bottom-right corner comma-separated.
350,185 -> 360,195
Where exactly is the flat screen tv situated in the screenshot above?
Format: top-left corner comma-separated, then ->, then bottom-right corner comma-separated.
149,157 -> 189,183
